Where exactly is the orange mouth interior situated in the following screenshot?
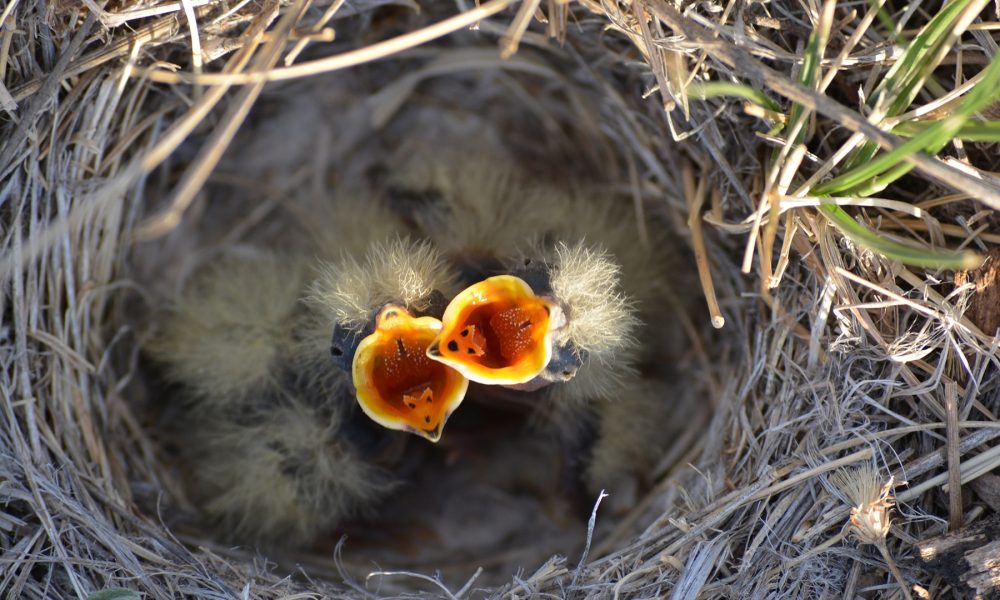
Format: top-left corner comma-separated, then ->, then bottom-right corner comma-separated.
352,306 -> 468,442
429,276 -> 555,385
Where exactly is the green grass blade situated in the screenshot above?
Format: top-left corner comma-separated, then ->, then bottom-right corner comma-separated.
819,203 -> 981,269
686,82 -> 782,113
812,115 -> 965,195
815,52 -> 1000,195
844,0 -> 977,170
881,0 -> 971,116
866,0 -> 967,110
783,11 -> 825,146
893,119 -> 1000,142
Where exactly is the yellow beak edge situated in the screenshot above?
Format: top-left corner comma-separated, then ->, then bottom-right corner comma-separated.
426,275 -> 559,386
352,305 -> 469,442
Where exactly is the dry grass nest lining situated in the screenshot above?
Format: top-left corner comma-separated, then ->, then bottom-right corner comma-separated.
2,0 -> 1000,598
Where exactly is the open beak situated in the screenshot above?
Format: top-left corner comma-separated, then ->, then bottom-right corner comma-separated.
352,304 -> 469,442
426,275 -> 564,386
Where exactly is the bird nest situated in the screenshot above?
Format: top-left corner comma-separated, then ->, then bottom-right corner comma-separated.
3,0 -> 1000,598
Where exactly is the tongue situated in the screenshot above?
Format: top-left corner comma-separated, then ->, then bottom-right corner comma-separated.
490,306 -> 537,362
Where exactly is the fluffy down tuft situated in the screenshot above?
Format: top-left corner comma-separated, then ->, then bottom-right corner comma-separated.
147,253 -> 307,402
185,400 -> 395,545
308,237 -> 459,331
584,380 -> 672,494
545,242 -> 638,361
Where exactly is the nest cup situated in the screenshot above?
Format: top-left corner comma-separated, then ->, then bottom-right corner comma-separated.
5,0 -> 1000,598
2,3 -> 714,596
127,5 -> 711,588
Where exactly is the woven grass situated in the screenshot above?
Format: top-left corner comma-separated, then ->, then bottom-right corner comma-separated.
2,0 -> 1000,598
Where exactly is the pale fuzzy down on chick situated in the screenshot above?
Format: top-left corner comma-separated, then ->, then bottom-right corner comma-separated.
149,228 -> 461,543
302,237 -> 468,442
149,251 -> 397,544
148,156 -> 681,543
183,395 -> 397,544
305,237 -> 459,335
146,253 -> 308,408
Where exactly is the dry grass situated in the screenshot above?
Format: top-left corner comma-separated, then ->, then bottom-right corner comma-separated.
2,0 -> 999,598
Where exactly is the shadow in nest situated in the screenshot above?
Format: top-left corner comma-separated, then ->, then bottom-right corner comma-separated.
129,43 -> 708,588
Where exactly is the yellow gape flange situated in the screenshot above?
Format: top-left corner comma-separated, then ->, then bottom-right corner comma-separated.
352,305 -> 468,442
427,275 -> 560,386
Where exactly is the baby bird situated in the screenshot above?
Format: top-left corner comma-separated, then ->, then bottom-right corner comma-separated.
148,251 -> 397,544
428,243 -> 637,395
303,237 -> 467,442
147,199 -> 465,544
382,156 -> 679,498
147,154 -> 684,546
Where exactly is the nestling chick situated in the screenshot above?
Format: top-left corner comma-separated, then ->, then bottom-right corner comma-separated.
147,252 -> 307,409
148,251 -> 398,544
148,226 -> 465,543
387,159 -> 639,389
181,391 -> 398,544
384,156 -> 676,497
303,237 -> 467,441
428,243 -> 638,394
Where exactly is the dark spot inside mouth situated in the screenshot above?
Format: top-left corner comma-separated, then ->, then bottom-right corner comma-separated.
424,416 -> 431,424
407,402 -> 416,409
396,338 -> 406,356
460,329 -> 469,337
467,348 -> 476,354
447,340 -> 459,352
519,320 -> 531,330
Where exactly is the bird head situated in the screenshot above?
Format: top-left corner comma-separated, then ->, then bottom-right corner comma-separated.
425,275 -> 581,388
351,304 -> 468,442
